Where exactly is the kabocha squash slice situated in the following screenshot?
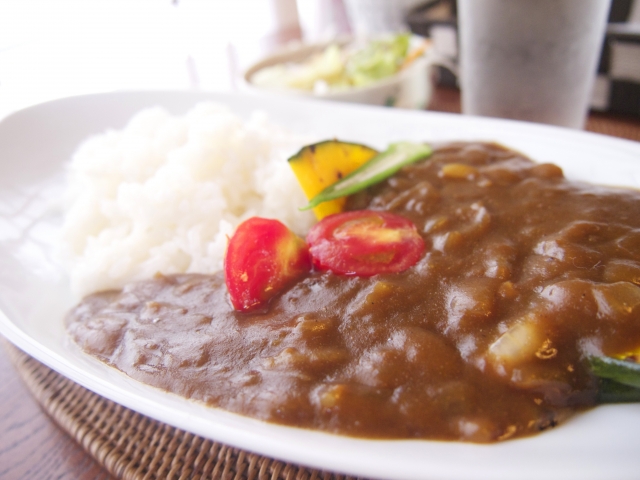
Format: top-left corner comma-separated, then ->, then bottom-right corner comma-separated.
288,140 -> 378,219
303,142 -> 432,211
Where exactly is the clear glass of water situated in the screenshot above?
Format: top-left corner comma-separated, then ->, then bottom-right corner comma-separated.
458,0 -> 611,128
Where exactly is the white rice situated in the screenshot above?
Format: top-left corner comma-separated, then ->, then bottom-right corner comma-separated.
61,102 -> 316,298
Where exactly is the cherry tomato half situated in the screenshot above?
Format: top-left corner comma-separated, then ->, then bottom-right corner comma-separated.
225,217 -> 311,312
306,210 -> 425,276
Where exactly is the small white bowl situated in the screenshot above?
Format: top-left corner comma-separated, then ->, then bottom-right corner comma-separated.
242,38 -> 437,109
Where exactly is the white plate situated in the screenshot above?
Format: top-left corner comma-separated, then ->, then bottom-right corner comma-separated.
1,91 -> 639,480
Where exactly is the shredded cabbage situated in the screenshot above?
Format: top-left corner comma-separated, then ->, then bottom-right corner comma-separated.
251,33 -> 413,93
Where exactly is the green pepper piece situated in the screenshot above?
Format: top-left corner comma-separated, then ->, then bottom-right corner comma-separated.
301,142 -> 432,211
588,355 -> 640,388
597,378 -> 640,404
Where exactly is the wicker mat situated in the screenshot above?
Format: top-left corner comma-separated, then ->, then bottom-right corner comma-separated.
4,343 -> 366,480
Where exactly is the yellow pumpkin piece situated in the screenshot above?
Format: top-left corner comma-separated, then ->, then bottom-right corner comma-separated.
288,140 -> 378,219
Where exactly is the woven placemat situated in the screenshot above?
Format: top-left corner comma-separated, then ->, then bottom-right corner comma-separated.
4,343 -> 367,480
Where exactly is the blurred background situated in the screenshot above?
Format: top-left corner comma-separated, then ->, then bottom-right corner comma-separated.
1,0 -> 639,120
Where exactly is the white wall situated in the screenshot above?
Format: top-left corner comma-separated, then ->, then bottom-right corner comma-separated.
0,0 -> 300,119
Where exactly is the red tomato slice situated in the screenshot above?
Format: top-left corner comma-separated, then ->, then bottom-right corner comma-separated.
225,217 -> 311,312
306,210 -> 425,276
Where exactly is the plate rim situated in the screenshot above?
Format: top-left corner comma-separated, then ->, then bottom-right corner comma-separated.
1,90 -> 640,480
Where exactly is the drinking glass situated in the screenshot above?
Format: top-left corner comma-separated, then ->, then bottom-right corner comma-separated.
458,0 -> 611,128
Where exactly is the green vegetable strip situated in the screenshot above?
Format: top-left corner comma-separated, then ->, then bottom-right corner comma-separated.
301,142 -> 432,211
589,355 -> 640,388
597,378 -> 640,404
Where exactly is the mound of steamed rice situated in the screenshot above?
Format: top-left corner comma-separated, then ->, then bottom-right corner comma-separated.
62,103 -> 316,298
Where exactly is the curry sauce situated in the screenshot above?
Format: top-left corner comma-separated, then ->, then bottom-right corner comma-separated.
66,142 -> 640,442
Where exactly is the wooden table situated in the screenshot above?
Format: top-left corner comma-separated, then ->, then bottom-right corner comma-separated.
429,85 -> 640,142
0,345 -> 115,479
2,85 -> 640,480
